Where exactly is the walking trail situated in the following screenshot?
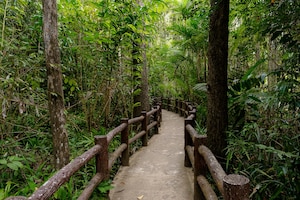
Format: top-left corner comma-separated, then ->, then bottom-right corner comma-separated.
109,109 -> 194,200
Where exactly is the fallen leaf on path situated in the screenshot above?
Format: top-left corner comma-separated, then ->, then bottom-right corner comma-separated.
137,195 -> 144,199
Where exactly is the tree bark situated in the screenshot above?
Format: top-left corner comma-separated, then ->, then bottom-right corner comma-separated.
132,41 -> 142,117
132,1 -> 149,117
43,0 -> 70,169
132,41 -> 150,117
207,0 -> 229,158
140,41 -> 150,112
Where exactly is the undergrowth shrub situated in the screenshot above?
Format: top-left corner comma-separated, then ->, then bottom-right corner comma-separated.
227,71 -> 300,199
226,120 -> 299,199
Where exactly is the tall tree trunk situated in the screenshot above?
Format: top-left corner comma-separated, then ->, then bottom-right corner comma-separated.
141,42 -> 150,111
207,0 -> 229,158
132,41 -> 150,117
132,41 -> 142,117
43,0 -> 70,169
132,0 -> 149,117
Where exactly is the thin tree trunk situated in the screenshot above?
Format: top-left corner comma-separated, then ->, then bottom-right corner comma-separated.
204,47 -> 207,82
141,42 -> 150,111
268,38 -> 278,90
197,51 -> 202,82
132,41 -> 142,117
132,41 -> 150,117
207,0 -> 229,158
132,0 -> 149,117
43,0 -> 70,169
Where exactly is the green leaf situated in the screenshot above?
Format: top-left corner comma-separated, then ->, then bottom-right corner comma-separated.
7,163 -> 19,171
133,102 -> 141,108
98,181 -> 113,193
255,144 -> 298,159
64,78 -> 69,84
127,24 -> 137,33
8,156 -> 23,161
69,79 -> 77,86
13,161 -> 23,168
255,168 -> 273,179
133,88 -> 141,96
193,83 -> 207,92
0,159 -> 7,165
241,59 -> 266,81
50,92 -> 58,97
0,189 -> 5,200
248,95 -> 261,103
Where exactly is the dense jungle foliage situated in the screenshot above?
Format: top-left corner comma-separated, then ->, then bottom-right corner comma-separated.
1,0 -> 299,199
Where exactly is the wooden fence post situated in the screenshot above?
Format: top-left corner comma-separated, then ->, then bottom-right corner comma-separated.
175,99 -> 178,114
167,98 -> 171,110
184,102 -> 188,117
189,108 -> 197,122
172,98 -> 175,111
194,135 -> 207,200
153,106 -> 159,133
121,118 -> 129,166
184,119 -> 193,167
193,106 -> 197,119
158,102 -> 162,124
141,111 -> 148,146
179,101 -> 183,116
183,101 -> 186,114
223,174 -> 250,200
94,135 -> 109,180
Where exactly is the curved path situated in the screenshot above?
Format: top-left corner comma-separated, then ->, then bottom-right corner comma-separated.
109,109 -> 193,200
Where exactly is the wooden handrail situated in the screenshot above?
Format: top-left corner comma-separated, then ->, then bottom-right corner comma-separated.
77,173 -> 104,200
197,175 -> 218,200
9,98 -> 249,200
185,124 -> 198,143
128,115 -> 144,125
106,123 -> 127,143
28,144 -> 102,200
185,145 -> 194,169
198,145 -> 227,195
162,97 -> 250,200
146,107 -> 158,117
7,103 -> 162,200
129,130 -> 146,144
109,143 -> 128,170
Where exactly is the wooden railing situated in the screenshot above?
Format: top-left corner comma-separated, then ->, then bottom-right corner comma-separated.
7,104 -> 162,200
162,97 -> 250,200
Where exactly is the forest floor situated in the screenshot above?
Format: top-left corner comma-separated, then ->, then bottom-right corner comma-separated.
109,109 -> 194,200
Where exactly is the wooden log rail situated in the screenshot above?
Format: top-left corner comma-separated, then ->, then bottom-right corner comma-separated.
161,97 -> 195,118
7,103 -> 162,200
162,97 -> 250,200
